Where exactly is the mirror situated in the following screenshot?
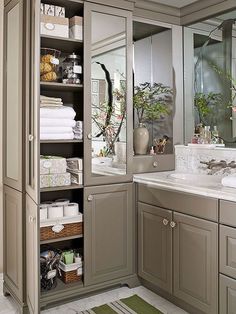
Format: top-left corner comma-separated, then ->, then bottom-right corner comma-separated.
91,11 -> 127,176
184,11 -> 236,147
133,20 -> 174,156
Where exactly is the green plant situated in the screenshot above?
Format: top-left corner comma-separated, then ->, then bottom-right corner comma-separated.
133,82 -> 173,124
194,92 -> 223,125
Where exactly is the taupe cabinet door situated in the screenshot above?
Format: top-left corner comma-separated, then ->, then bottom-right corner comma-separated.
26,194 -> 39,314
220,274 -> 236,314
3,186 -> 23,302
3,0 -> 23,191
138,202 -> 172,293
84,183 -> 134,286
173,213 -> 218,314
220,225 -> 236,279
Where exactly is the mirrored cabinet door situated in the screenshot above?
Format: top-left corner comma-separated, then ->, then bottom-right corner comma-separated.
3,0 -> 23,191
84,2 -> 133,186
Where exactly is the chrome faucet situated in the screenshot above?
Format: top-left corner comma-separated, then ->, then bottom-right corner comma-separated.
200,159 -> 236,174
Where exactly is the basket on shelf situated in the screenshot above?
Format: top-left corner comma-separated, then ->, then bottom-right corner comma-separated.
59,261 -> 83,284
40,221 -> 83,241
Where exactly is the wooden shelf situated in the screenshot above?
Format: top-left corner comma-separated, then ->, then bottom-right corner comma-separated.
40,81 -> 83,92
40,139 -> 83,144
41,35 -> 83,53
40,184 -> 83,193
40,234 -> 83,245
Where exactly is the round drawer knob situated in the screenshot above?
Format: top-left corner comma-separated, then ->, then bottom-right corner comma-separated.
28,134 -> 34,141
170,221 -> 176,228
87,133 -> 92,140
153,161 -> 158,168
87,195 -> 93,202
163,218 -> 169,226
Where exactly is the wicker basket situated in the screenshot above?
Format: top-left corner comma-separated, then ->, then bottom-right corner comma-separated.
40,222 -> 83,241
60,269 -> 82,284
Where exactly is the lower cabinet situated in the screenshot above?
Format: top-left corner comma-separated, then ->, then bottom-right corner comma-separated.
84,183 -> 134,286
138,202 -> 218,314
220,274 -> 236,314
3,186 -> 23,302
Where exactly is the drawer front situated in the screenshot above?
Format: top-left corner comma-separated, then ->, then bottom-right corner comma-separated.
220,274 -> 236,314
220,225 -> 236,279
138,184 -> 218,221
220,200 -> 236,228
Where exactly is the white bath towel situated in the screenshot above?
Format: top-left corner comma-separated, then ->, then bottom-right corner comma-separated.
40,133 -> 74,140
222,175 -> 236,188
40,118 -> 76,127
40,107 -> 76,119
40,126 -> 73,134
40,95 -> 62,102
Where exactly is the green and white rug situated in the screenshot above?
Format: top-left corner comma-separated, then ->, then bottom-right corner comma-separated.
79,294 -> 163,314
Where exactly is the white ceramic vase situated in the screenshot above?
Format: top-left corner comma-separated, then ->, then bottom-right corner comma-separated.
133,123 -> 149,155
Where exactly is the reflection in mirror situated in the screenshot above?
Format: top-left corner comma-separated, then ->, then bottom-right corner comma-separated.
184,11 -> 236,147
133,21 -> 174,156
91,12 -> 126,176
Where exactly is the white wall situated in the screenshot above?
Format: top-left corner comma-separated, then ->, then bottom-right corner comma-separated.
0,1 -> 3,273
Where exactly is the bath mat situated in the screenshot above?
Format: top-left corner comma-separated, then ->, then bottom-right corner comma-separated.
79,294 -> 163,314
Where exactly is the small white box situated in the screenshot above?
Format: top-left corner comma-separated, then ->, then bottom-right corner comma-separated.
40,173 -> 71,188
55,6 -> 65,17
69,16 -> 83,40
40,156 -> 67,175
44,4 -> 55,16
41,14 -> 69,38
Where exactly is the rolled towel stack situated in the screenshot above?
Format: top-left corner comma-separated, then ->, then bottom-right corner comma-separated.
221,174 -> 236,188
40,101 -> 77,140
73,121 -> 83,140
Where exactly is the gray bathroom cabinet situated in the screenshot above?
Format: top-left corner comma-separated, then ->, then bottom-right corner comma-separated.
137,184 -> 218,314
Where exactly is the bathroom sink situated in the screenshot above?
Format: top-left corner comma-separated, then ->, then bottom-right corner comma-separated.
168,173 -> 222,187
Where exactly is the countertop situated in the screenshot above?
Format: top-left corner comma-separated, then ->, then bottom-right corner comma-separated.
134,171 -> 236,202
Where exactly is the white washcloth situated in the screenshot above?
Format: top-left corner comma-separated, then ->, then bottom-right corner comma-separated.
222,175 -> 236,188
40,133 -> 74,140
40,95 -> 62,102
40,118 -> 76,127
40,107 -> 76,120
40,126 -> 73,134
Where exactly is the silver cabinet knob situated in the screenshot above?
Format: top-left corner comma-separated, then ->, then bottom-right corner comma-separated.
29,216 -> 36,223
163,218 -> 169,226
170,221 -> 176,228
153,161 -> 158,168
87,133 -> 92,140
87,195 -> 93,202
28,134 -> 34,141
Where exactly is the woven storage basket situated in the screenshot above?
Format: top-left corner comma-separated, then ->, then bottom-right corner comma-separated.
60,269 -> 82,284
40,222 -> 83,241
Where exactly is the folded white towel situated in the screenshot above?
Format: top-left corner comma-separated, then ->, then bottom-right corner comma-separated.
40,126 -> 73,134
40,107 -> 76,120
40,103 -> 63,108
221,175 -> 236,188
40,118 -> 76,127
40,95 -> 62,102
40,133 -> 74,140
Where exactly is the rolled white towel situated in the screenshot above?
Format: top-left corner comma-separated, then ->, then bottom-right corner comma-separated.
40,133 -> 74,140
40,126 -> 73,134
40,118 -> 76,127
221,174 -> 236,188
40,106 -> 76,120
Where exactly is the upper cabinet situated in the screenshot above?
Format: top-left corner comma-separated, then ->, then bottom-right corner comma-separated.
3,0 -> 24,191
84,2 -> 133,186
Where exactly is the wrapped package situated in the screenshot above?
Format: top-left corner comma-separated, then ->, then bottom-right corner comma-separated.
40,173 -> 71,188
66,157 -> 83,171
68,170 -> 83,185
40,156 -> 67,175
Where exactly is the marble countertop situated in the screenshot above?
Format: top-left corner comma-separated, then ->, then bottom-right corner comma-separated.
134,171 -> 236,202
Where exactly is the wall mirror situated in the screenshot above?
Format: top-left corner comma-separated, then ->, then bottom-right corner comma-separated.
184,11 -> 236,147
90,11 -> 127,176
133,19 -> 174,156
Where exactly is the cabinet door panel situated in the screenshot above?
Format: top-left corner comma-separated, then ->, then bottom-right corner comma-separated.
3,0 -> 23,191
220,274 -> 236,314
173,213 -> 218,314
3,186 -> 23,301
220,225 -> 236,279
84,183 -> 134,286
138,202 -> 172,293
26,194 -> 39,314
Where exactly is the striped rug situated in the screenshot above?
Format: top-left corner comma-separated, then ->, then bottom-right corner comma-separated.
79,294 -> 163,314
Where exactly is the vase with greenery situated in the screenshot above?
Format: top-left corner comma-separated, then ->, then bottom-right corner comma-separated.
133,82 -> 173,155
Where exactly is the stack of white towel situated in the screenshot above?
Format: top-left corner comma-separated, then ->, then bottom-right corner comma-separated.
40,95 -> 76,140
73,121 -> 83,140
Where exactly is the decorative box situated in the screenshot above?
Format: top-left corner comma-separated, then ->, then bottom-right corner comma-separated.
44,4 -> 55,16
40,173 -> 71,188
55,6 -> 65,17
69,16 -> 83,40
40,156 -> 67,175
41,14 -> 69,38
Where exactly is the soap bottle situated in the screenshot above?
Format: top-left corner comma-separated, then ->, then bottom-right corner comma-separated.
211,126 -> 219,144
203,126 -> 211,144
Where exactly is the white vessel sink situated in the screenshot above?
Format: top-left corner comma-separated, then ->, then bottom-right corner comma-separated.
168,173 -> 222,187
